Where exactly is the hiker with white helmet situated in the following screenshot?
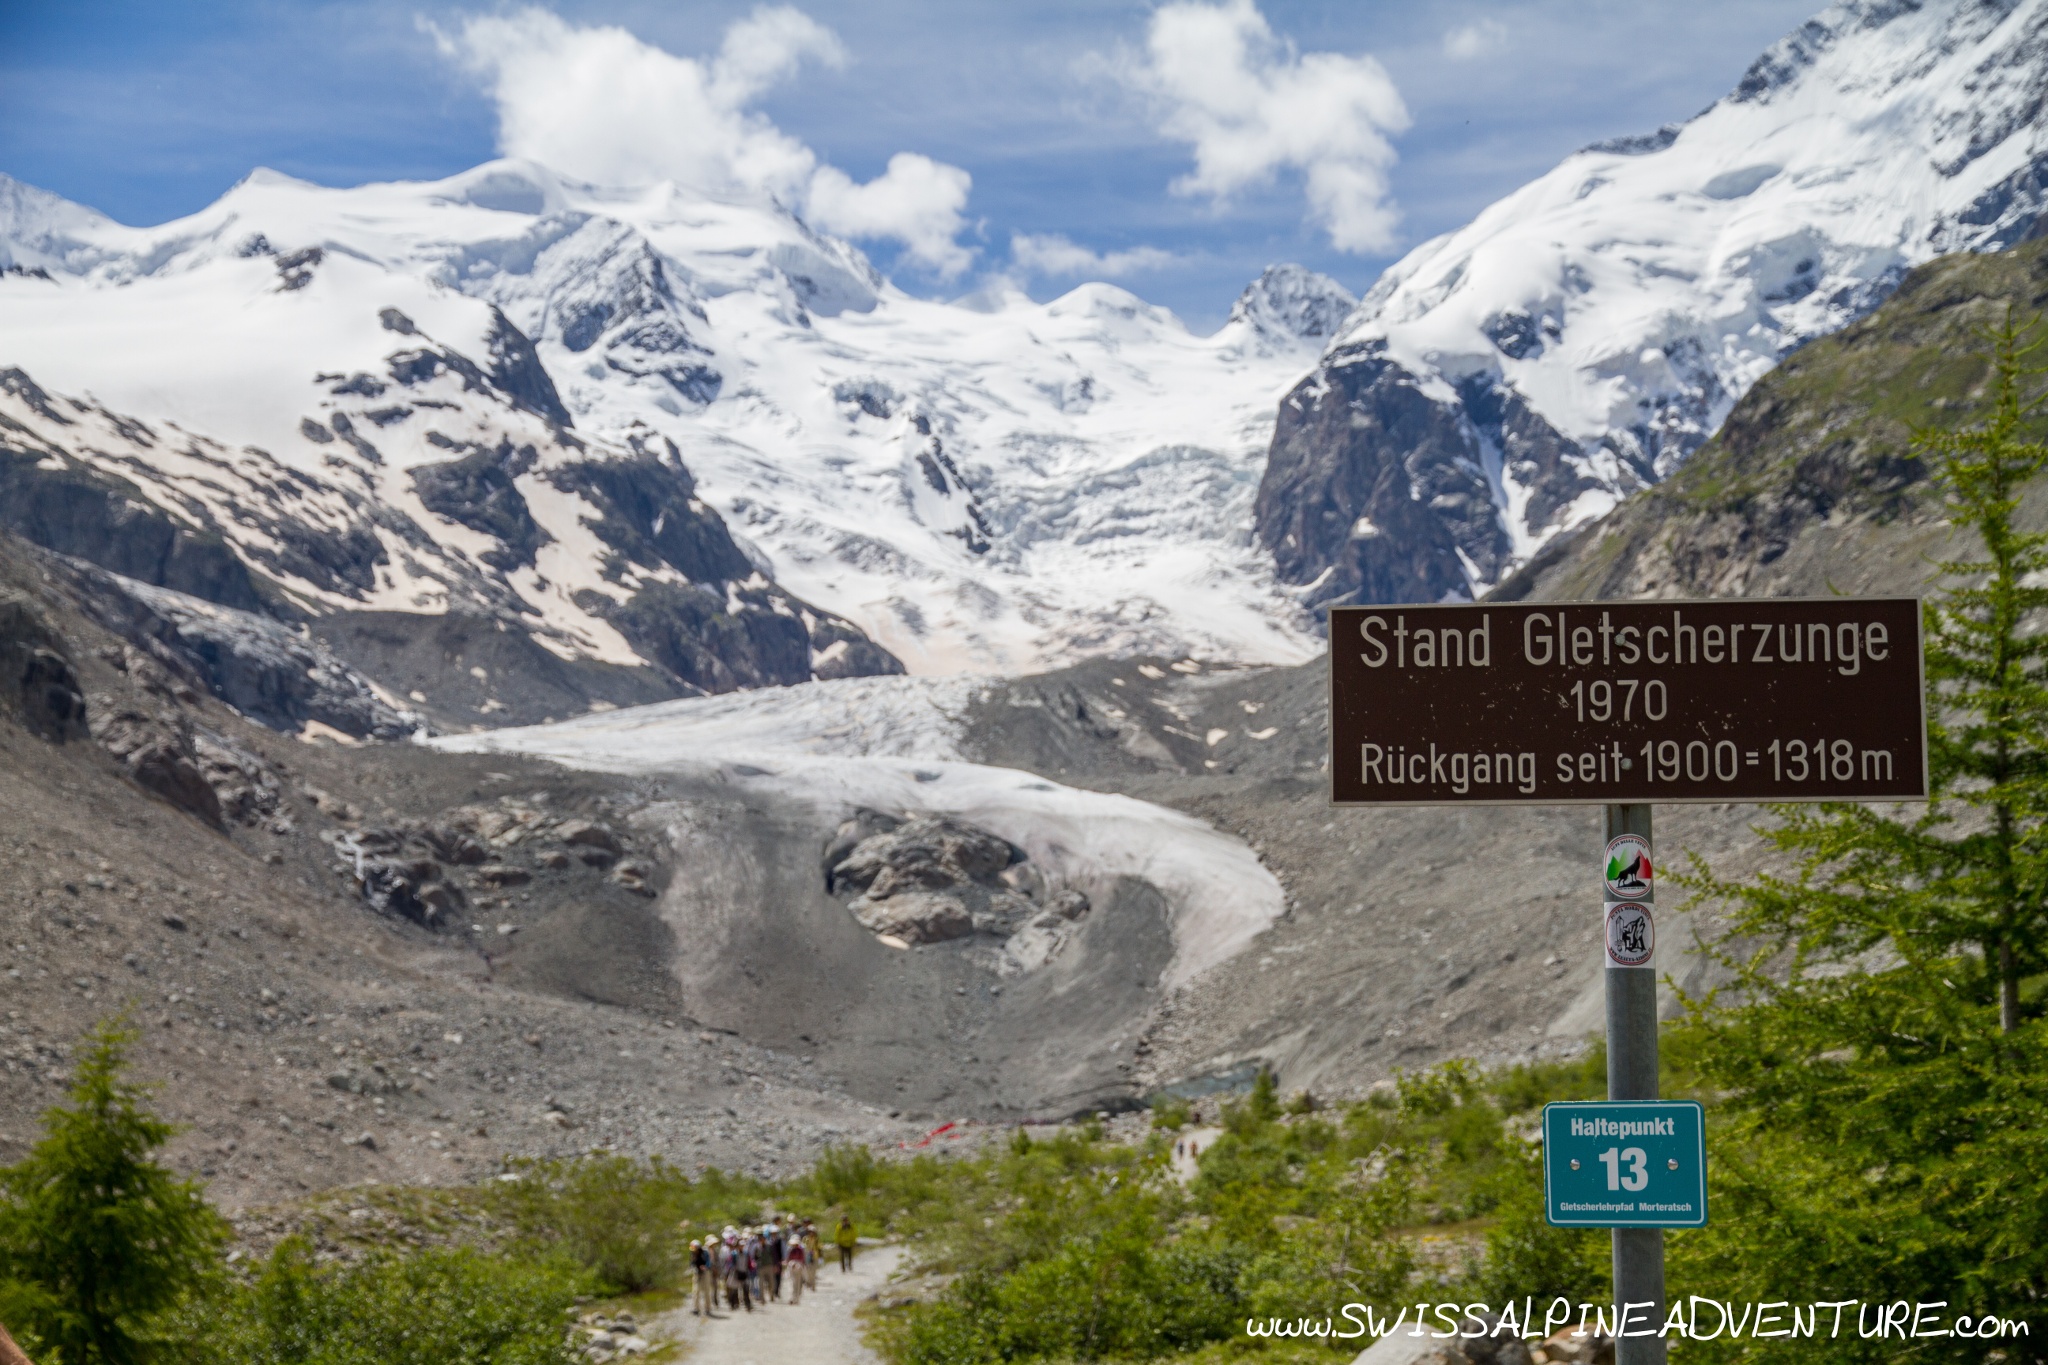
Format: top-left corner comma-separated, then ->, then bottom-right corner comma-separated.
689,1237 -> 715,1317
783,1223 -> 808,1304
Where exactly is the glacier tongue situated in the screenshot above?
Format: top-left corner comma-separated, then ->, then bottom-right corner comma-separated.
0,159 -> 1349,678
429,673 -> 1286,992
1260,0 -> 2048,610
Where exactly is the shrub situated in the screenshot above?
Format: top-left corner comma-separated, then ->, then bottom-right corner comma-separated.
1246,1069 -> 1280,1124
891,1224 -> 1248,1364
483,1155 -> 692,1293
807,1142 -> 881,1208
1150,1095 -> 1193,1132
1468,1142 -> 1608,1306
196,1238 -> 591,1365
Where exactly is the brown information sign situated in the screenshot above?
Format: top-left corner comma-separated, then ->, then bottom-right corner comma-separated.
1329,598 -> 1927,806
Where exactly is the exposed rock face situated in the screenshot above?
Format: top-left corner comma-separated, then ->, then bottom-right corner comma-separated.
0,350 -> 905,734
1001,888 -> 1093,974
851,891 -> 975,946
482,306 -> 575,427
192,730 -> 284,826
322,796 -> 662,929
547,441 -> 752,584
525,219 -> 723,404
597,581 -> 834,696
558,819 -> 622,855
410,439 -> 550,573
92,708 -> 223,827
1255,347 -> 1497,608
0,370 -> 269,611
85,689 -> 287,830
1252,0 -> 2048,610
1225,264 -> 1357,345
1253,342 -> 1631,609
0,589 -> 87,742
830,814 -> 1015,894
56,564 -> 423,741
807,613 -> 905,682
357,856 -> 465,926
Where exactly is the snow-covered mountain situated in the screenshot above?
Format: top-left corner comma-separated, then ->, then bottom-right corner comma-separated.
0,162 -> 1345,695
1258,0 -> 2048,609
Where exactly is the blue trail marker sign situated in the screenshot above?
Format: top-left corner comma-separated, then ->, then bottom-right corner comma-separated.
1542,1101 -> 1707,1228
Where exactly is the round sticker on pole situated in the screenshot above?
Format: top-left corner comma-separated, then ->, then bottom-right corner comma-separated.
1603,833 -> 1653,901
1605,901 -> 1656,968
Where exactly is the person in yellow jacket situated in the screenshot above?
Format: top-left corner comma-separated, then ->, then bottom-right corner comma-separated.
835,1213 -> 858,1272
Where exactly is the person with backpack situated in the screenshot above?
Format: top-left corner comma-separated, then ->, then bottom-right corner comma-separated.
802,1218 -> 821,1289
835,1213 -> 858,1272
783,1226 -> 807,1304
689,1237 -> 714,1317
745,1228 -> 765,1308
722,1228 -> 749,1312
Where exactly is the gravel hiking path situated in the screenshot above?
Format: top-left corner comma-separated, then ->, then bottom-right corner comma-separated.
655,1244 -> 903,1363
1171,1126 -> 1221,1184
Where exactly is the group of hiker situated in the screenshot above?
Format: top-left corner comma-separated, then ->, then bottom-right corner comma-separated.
689,1213 -> 860,1315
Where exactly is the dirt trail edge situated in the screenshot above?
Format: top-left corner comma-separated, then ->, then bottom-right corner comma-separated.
655,1243 -> 903,1363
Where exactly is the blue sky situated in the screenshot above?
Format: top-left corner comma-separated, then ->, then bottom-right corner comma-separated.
1,0 -> 1825,328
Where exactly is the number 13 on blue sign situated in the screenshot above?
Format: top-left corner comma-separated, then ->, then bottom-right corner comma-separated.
1542,1101 -> 1708,1228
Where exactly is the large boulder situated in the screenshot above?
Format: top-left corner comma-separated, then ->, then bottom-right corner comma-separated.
827,814 -> 1039,948
358,856 -> 466,927
92,708 -> 221,826
849,890 -> 975,945
831,815 -> 1018,897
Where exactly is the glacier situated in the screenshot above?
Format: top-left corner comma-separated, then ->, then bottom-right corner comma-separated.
429,672 -> 1285,992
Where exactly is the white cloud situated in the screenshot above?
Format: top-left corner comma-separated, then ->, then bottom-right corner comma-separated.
1010,233 -> 1179,278
709,5 -> 845,106
1112,0 -> 1409,254
439,6 -> 974,275
809,154 -> 974,278
1443,19 -> 1509,60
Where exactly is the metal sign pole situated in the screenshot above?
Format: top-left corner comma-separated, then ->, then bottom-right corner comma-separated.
1604,802 -> 1664,1365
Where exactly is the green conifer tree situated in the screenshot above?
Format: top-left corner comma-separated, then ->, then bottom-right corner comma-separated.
1245,1067 -> 1280,1124
0,1019 -> 225,1365
1671,311 -> 2048,1360
1700,308 -> 2048,1029
1918,308 -> 2048,1029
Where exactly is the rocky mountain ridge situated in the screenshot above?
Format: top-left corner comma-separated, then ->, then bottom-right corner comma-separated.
0,338 -> 900,734
1260,0 -> 2048,611
0,164 -> 1350,683
1495,233 -> 2048,605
